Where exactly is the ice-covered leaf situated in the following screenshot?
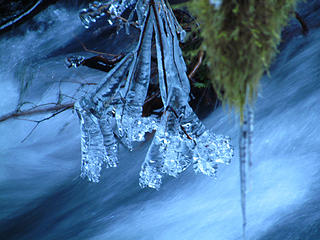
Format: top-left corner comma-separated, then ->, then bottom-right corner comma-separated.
75,101 -> 107,182
115,6 -> 156,148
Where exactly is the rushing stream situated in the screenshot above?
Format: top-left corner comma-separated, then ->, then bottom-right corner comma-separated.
0,1 -> 320,239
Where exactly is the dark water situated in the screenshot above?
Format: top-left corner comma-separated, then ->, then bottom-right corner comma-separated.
1,1 -> 320,240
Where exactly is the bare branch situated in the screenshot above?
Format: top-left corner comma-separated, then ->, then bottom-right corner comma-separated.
20,106 -> 73,142
0,103 -> 74,123
80,41 -> 118,56
21,122 -> 40,143
188,50 -> 204,79
58,80 -> 98,85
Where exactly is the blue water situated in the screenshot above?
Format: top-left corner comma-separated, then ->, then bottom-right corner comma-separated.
1,1 -> 320,239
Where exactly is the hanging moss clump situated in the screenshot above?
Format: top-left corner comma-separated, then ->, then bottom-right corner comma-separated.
189,0 -> 297,118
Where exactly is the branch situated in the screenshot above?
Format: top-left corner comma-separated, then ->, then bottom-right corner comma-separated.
188,50 -> 204,79
0,103 -> 74,123
20,106 -> 72,142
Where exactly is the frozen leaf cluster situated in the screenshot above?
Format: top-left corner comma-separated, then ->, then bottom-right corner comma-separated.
75,0 -> 234,188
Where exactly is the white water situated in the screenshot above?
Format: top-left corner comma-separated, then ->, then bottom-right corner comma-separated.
0,1 -> 320,240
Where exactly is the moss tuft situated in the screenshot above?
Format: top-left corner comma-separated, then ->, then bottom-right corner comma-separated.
189,0 -> 297,119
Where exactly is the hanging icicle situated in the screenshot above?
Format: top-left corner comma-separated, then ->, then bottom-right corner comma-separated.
239,101 -> 254,240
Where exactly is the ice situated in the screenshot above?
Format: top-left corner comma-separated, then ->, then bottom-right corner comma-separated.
157,114 -> 192,177
247,106 -> 254,167
115,106 -> 159,150
75,0 -> 234,187
75,100 -> 108,182
92,53 -> 134,112
153,7 -> 169,106
74,53 -> 134,181
193,131 -> 233,177
115,6 -> 155,148
239,103 -> 255,239
139,164 -> 162,190
99,111 -> 119,168
65,56 -> 85,68
79,0 -> 150,32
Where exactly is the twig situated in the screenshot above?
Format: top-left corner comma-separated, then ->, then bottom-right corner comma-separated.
20,106 -> 72,143
188,50 -> 204,79
143,90 -> 160,104
18,102 -> 58,111
60,94 -> 77,101
295,11 -> 309,35
0,103 -> 74,123
58,80 -> 97,85
169,107 -> 194,141
80,41 -> 118,56
21,123 -> 40,143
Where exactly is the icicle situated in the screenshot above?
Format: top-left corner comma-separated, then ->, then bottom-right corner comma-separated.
247,105 -> 254,167
239,102 -> 254,240
239,117 -> 247,240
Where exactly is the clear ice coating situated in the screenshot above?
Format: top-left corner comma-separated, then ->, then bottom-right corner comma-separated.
75,0 -> 234,187
65,56 -> 85,68
79,0 -> 149,31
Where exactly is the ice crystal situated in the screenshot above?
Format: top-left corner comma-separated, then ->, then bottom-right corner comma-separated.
65,56 -> 85,68
79,0 -> 149,30
74,0 -> 234,188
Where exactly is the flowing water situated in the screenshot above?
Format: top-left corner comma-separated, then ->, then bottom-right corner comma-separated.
0,1 -> 320,239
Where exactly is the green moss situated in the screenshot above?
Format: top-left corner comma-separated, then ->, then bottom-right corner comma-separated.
189,0 -> 297,119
